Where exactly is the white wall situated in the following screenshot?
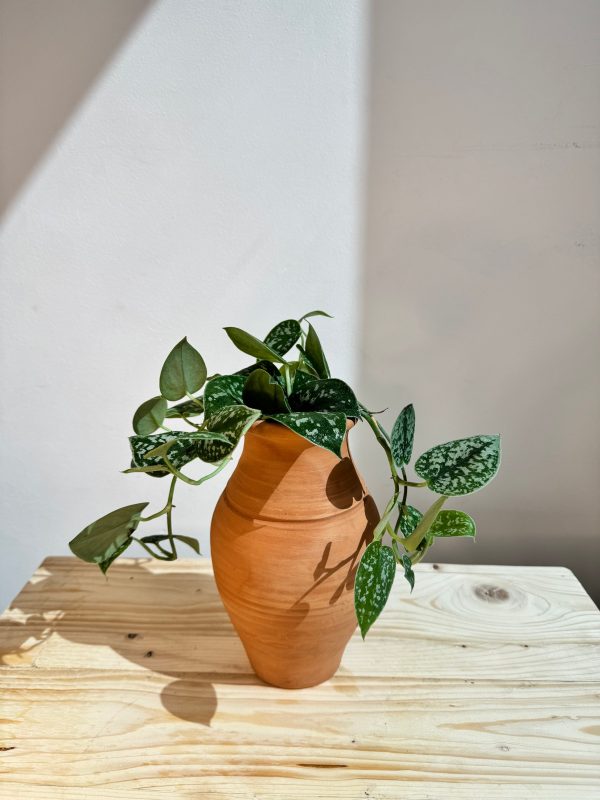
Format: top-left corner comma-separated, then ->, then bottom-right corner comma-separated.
356,0 -> 600,601
0,0 -> 367,609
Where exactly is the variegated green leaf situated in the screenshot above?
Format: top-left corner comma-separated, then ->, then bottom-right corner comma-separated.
242,369 -> 290,414
263,319 -> 302,357
292,365 -> 319,392
159,338 -> 207,401
290,378 -> 360,418
203,375 -> 245,421
224,327 -> 286,363
401,554 -> 415,591
198,404 -> 261,463
268,411 -> 346,457
235,360 -> 283,383
391,404 -> 415,467
415,435 -> 501,496
132,396 -> 167,435
354,541 -> 396,639
300,310 -> 333,321
304,322 -> 330,379
129,431 -> 227,475
397,504 -> 422,535
165,395 -> 204,419
429,510 -> 476,538
69,502 -> 148,569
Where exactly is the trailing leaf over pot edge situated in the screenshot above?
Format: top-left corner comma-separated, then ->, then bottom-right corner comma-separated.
69,312 -> 501,636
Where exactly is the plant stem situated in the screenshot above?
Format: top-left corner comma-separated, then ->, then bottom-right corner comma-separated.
164,476 -> 178,558
185,392 -> 204,409
163,455 -> 232,486
132,537 -> 174,560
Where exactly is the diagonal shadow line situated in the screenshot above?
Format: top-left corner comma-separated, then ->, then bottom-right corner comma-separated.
0,0 -> 156,219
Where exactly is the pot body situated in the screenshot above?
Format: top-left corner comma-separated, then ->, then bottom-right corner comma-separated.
210,419 -> 378,689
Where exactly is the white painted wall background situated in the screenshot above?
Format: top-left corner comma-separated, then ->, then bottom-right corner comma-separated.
0,0 -> 366,610
1,0 -> 598,611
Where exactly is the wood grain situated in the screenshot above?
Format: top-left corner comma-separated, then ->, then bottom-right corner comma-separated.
1,557 -> 599,798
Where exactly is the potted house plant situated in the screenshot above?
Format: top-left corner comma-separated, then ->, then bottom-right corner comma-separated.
69,312 -> 501,688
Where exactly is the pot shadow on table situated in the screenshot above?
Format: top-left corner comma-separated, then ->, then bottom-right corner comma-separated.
0,459 -> 377,727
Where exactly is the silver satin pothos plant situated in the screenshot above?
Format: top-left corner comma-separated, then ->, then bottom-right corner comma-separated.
69,312 -> 501,636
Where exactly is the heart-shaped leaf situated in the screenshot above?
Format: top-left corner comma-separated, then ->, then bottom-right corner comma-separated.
415,435 -> 501,496
165,396 -> 204,419
224,327 -> 286,363
159,338 -> 207,401
132,396 -> 167,435
242,369 -> 290,414
69,502 -> 148,568
354,541 -> 396,639
268,411 -> 346,457
304,322 -> 330,379
129,430 -> 229,476
98,537 -> 133,574
401,554 -> 415,591
397,504 -> 422,535
290,377 -> 360,418
429,510 -> 476,539
203,375 -> 245,421
292,366 -> 318,392
263,319 -> 302,357
391,404 -> 415,467
198,404 -> 261,463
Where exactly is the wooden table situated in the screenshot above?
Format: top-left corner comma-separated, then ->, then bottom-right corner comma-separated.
1,557 -> 599,798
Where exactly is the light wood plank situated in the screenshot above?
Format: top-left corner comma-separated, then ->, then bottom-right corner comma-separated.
1,557 -> 599,797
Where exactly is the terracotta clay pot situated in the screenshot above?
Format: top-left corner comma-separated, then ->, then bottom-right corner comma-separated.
210,419 -> 378,689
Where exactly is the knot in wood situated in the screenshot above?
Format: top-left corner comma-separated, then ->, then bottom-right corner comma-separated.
474,584 -> 509,603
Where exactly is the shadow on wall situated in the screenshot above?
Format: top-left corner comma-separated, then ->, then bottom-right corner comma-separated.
357,0 -> 600,604
0,0 -> 155,217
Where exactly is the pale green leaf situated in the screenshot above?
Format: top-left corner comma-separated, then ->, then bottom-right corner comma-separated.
69,502 -> 148,568
354,541 -> 396,639
391,404 -> 415,467
268,411 -> 346,457
159,338 -> 207,401
132,396 -> 167,435
415,435 -> 501,496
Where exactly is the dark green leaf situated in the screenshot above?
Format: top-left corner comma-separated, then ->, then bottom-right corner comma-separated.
415,435 -> 501,496
391,404 -> 415,467
268,411 -> 346,457
129,430 -> 229,476
159,338 -> 207,401
173,534 -> 201,554
242,369 -> 290,414
290,378 -> 360,418
263,319 -> 302,357
224,327 -> 285,363
132,396 -> 167,435
198,404 -> 261,463
69,502 -> 148,567
165,396 -> 204,419
235,360 -> 282,382
300,310 -> 333,321
99,537 -> 133,574
304,322 -> 330,379
292,362 -> 319,391
354,541 -> 396,639
429,510 -> 476,538
203,375 -> 245,421
397,504 -> 422,535
401,554 -> 415,592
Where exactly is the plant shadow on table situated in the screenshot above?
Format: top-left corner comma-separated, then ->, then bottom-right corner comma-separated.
0,562 -> 250,727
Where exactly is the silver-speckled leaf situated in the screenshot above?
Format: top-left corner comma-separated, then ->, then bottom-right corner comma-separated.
165,396 -> 204,419
235,360 -> 283,383
263,319 -> 302,357
292,366 -> 318,392
354,541 -> 396,639
415,435 -> 501,496
397,504 -> 422,535
391,404 -> 415,467
69,502 -> 148,568
198,404 -> 261,463
401,554 -> 415,591
290,378 -> 360,418
268,411 -> 346,457
203,375 -> 245,422
429,510 -> 476,538
129,431 -> 228,475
